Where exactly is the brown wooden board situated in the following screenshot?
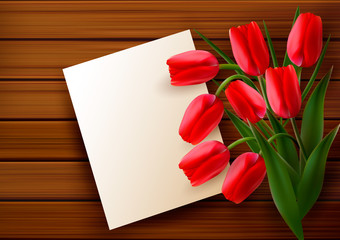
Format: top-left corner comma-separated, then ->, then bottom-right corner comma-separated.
0,80 -> 339,119
0,40 -> 338,79
0,1 -> 339,39
1,201 -> 339,239
0,161 -> 339,201
0,120 -> 339,161
0,0 -> 339,239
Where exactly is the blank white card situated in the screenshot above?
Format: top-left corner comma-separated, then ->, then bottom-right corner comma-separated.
63,30 -> 228,230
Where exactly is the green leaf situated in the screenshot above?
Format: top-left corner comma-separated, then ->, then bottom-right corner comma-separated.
194,29 -> 245,75
298,124 -> 339,219
301,67 -> 333,158
225,109 -> 259,153
283,7 -> 300,67
249,122 -> 304,240
267,111 -> 299,175
301,35 -> 331,101
263,20 -> 278,67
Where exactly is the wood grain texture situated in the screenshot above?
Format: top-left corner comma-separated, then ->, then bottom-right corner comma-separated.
0,120 -> 339,161
0,0 -> 339,239
1,80 -> 339,119
0,40 -> 338,79
1,201 -> 340,239
0,1 -> 339,39
1,161 -> 339,201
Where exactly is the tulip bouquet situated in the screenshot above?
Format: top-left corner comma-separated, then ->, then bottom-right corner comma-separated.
167,8 -> 339,239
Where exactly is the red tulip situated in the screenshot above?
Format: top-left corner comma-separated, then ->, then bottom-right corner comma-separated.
229,21 -> 269,76
287,13 -> 323,67
222,152 -> 266,204
179,141 -> 230,186
225,80 -> 266,123
265,65 -> 301,118
179,94 -> 224,145
166,50 -> 219,86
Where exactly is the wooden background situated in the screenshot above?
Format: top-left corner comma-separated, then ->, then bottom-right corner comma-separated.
0,1 -> 339,239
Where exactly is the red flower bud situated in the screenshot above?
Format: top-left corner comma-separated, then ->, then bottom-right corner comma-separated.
287,13 -> 323,67
179,141 -> 230,186
225,80 -> 266,123
166,50 -> 219,86
229,21 -> 269,76
222,152 -> 266,204
179,94 -> 224,145
265,65 -> 301,119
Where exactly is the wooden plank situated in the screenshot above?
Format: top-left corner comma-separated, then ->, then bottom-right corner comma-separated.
0,201 -> 339,239
1,80 -> 339,120
0,81 -> 75,119
0,40 -> 338,79
0,121 -> 87,161
0,120 -> 338,161
1,161 -> 339,201
0,1 -> 339,39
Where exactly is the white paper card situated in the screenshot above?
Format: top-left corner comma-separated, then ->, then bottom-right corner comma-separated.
63,30 -> 228,230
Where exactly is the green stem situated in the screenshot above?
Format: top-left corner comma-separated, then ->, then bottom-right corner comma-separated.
256,122 -> 277,150
258,144 -> 300,180
268,133 -> 298,146
258,75 -> 273,113
219,64 -> 242,71
212,79 -> 220,87
228,137 -> 256,150
260,120 -> 275,136
256,122 -> 272,138
283,118 -> 290,127
291,118 -> 308,161
215,74 -> 257,96
296,66 -> 302,84
276,152 -> 301,179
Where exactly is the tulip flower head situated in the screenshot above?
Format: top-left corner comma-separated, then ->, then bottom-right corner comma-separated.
287,13 -> 323,67
229,21 -> 269,76
179,94 -> 224,145
265,65 -> 301,119
222,152 -> 266,204
225,80 -> 266,123
166,50 -> 219,86
179,141 -> 230,186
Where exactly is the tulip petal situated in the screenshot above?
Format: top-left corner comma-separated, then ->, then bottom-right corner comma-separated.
179,94 -> 215,142
222,153 -> 255,200
231,80 -> 266,119
166,50 -> 218,69
266,67 -> 289,118
302,14 -> 323,67
189,98 -> 224,144
229,26 -> 259,76
179,141 -> 227,169
171,65 -> 219,86
226,86 -> 257,122
229,155 -> 266,204
248,21 -> 269,75
190,150 -> 230,186
283,65 -> 301,118
287,13 -> 310,66
226,81 -> 266,123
